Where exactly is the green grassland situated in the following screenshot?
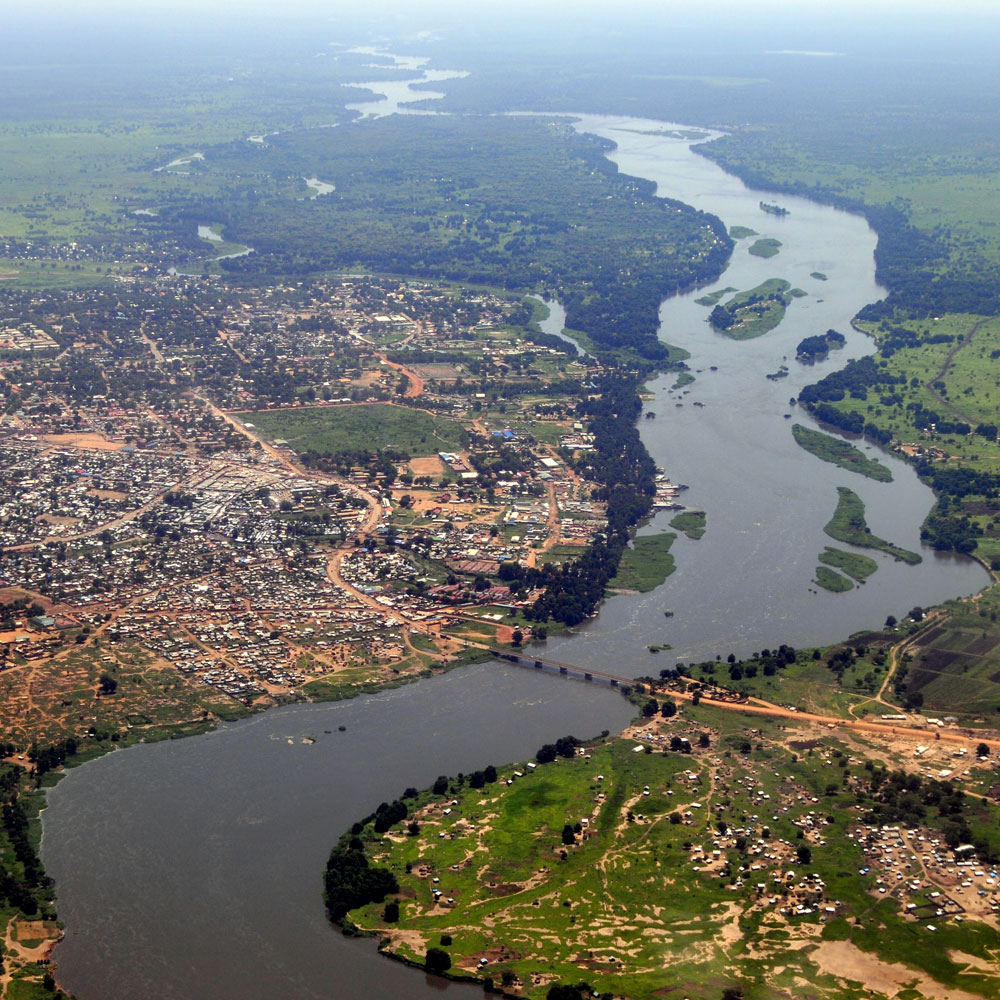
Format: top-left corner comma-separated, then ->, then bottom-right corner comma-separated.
344,726 -> 1000,1000
244,404 -> 468,458
748,237 -> 782,258
609,532 -> 676,592
729,226 -> 757,239
792,424 -> 893,482
824,487 -> 921,565
709,278 -> 793,340
670,509 -> 706,540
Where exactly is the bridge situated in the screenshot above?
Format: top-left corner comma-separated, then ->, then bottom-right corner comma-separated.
487,648 -> 641,688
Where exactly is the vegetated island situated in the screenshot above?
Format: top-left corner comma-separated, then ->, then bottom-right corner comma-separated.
694,286 -> 737,307
748,237 -> 782,258
792,424 -> 893,482
795,328 -> 845,362
729,225 -> 757,239
814,565 -> 853,592
810,271 -> 828,281
708,278 -> 792,339
610,532 -> 676,592
818,545 -> 879,581
824,486 -> 921,564
759,200 -> 789,216
669,509 -> 706,539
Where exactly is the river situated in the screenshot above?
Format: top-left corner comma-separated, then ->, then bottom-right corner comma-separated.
42,74 -> 989,1000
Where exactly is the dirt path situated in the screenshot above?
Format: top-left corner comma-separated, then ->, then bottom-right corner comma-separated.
379,354 -> 424,399
923,317 -> 987,426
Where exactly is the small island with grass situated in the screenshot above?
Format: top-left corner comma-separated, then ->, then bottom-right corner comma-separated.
694,286 -> 737,307
748,237 -> 782,258
824,486 -> 921,564
709,278 -> 792,339
729,225 -> 758,239
670,510 -> 706,540
792,424 -> 893,482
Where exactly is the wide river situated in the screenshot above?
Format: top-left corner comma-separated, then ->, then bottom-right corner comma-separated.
42,107 -> 988,1000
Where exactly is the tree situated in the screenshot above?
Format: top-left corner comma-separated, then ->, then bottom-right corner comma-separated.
511,628 -> 524,647
796,845 -> 812,866
642,697 -> 658,717
562,823 -> 576,846
661,699 -> 677,718
98,673 -> 118,695
383,901 -> 399,923
885,615 -> 897,628
977,743 -> 990,758
425,947 -> 452,976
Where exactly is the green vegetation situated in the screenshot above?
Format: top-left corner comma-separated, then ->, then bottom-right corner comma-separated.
810,272 -> 828,281
796,329 -> 846,361
892,588 -> 1000,716
748,237 -> 782,258
694,286 -> 737,306
824,487 -> 921,564
729,226 -> 757,239
792,424 -> 893,482
759,201 -> 789,216
245,404 -> 468,459
709,278 -> 793,339
175,116 -> 730,361
814,565 -> 853,592
818,546 -> 879,581
609,532 -> 676,592
339,728 -> 1000,1000
669,509 -> 706,539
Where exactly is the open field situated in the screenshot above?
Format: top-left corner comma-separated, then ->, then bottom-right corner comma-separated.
244,404 -> 468,458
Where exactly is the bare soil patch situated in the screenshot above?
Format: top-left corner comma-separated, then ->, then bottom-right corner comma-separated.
809,939 -> 982,1000
408,455 -> 446,477
42,432 -> 124,451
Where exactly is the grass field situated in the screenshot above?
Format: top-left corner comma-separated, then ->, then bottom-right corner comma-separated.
824,487 -> 921,565
792,424 -> 893,482
244,404 -> 468,458
610,532 -> 676,592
